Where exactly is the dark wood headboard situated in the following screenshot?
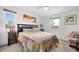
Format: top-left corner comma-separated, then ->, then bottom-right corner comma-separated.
17,24 -> 38,34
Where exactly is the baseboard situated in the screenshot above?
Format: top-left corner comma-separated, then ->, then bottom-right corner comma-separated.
0,44 -> 8,47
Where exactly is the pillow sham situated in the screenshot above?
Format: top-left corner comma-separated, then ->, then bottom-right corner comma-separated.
23,29 -> 33,32
33,28 -> 40,31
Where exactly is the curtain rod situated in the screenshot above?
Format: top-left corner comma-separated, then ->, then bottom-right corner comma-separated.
3,8 -> 16,13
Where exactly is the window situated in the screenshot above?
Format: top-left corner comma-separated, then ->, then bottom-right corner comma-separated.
49,17 -> 60,28
4,9 -> 16,28
5,11 -> 16,21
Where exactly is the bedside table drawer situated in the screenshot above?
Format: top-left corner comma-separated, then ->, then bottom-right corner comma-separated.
8,32 -> 17,46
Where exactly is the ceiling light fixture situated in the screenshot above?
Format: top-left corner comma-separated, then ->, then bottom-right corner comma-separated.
43,6 -> 48,11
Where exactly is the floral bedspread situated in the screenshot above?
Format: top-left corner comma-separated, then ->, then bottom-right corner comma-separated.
18,31 -> 59,52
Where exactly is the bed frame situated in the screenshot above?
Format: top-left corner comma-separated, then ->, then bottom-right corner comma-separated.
17,24 -> 59,52
17,24 -> 38,34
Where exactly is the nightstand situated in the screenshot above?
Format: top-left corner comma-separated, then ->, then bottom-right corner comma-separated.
8,32 -> 17,46
40,29 -> 44,31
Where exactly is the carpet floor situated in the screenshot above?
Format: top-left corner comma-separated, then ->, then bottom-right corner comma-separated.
0,39 -> 76,52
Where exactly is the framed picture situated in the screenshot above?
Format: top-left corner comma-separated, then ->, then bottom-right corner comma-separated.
64,15 -> 77,25
23,14 -> 36,23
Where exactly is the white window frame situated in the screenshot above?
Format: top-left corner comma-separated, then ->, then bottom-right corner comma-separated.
4,9 -> 16,28
49,17 -> 60,29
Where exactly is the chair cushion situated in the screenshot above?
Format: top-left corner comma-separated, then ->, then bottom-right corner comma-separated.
68,32 -> 79,39
68,38 -> 78,41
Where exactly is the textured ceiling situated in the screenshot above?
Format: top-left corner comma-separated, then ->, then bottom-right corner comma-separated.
17,6 -> 79,18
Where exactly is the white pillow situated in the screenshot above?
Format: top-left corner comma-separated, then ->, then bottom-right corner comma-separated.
33,28 -> 40,31
23,29 -> 33,32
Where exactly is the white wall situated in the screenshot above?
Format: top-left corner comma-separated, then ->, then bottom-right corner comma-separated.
0,7 -> 41,45
0,8 -> 8,45
42,11 -> 79,40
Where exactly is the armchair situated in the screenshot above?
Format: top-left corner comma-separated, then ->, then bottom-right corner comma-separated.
68,32 -> 79,50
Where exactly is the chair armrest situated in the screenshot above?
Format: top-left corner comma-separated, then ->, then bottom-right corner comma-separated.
68,38 -> 78,40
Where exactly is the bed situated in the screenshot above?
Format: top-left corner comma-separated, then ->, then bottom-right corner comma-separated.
17,24 -> 59,52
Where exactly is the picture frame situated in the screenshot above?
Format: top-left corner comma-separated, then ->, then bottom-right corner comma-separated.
23,14 -> 36,23
64,15 -> 77,25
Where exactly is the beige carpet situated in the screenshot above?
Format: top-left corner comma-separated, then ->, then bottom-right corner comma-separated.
0,39 -> 76,52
